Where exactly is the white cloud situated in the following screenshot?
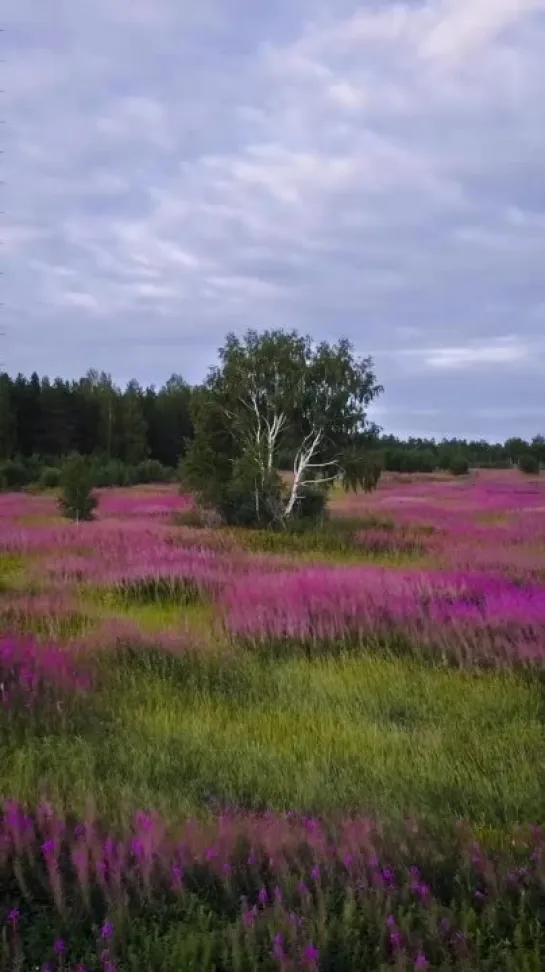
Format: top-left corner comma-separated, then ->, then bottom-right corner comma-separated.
419,0 -> 545,65
2,0 -> 545,438
423,340 -> 529,369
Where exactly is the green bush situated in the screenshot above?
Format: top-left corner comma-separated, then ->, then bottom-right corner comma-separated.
0,458 -> 29,490
291,484 -> 328,525
38,465 -> 61,489
89,459 -> 134,488
135,458 -> 173,483
58,454 -> 98,522
518,452 -> 540,475
449,456 -> 470,476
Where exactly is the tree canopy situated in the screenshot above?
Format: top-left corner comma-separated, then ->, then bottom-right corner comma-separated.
182,329 -> 384,527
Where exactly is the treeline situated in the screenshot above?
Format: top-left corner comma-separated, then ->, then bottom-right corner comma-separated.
369,434 -> 545,474
0,370 -> 192,489
0,369 -> 543,490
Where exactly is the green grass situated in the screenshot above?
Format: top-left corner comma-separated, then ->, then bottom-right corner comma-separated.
0,552 -> 27,591
222,517 -> 430,567
3,649 -> 543,829
81,589 -> 216,634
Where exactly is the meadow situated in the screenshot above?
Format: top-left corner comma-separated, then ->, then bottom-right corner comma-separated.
1,470 -> 545,970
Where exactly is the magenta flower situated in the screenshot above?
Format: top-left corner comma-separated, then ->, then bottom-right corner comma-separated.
302,942 -> 320,965
272,932 -> 286,961
242,906 -> 257,928
101,919 -> 114,939
53,938 -> 66,955
390,930 -> 403,949
414,952 -> 429,970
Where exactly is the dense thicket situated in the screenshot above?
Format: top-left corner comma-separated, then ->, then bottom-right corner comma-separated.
0,368 -> 542,490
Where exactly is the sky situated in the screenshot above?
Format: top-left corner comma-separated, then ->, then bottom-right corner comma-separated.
2,0 -> 545,442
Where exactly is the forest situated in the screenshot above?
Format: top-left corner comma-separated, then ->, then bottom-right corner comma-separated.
0,368 -> 543,490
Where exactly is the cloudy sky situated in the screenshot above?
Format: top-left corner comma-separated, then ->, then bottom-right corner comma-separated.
2,0 -> 545,440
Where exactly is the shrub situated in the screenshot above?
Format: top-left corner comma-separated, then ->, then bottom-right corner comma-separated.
518,452 -> 539,475
449,456 -> 469,476
38,466 -> 61,489
0,459 -> 29,491
291,484 -> 328,526
58,454 -> 98,522
135,458 -> 172,483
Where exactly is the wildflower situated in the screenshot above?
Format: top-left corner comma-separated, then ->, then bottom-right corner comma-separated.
130,838 -> 143,858
310,865 -> 320,881
171,862 -> 183,887
302,942 -> 320,965
242,906 -> 258,928
7,906 -> 20,925
414,952 -> 429,970
101,919 -> 114,939
274,885 -> 283,903
258,887 -> 268,906
390,930 -> 403,949
272,932 -> 286,961
53,939 -> 66,955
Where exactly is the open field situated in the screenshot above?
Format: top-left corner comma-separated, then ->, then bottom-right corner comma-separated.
1,470 -> 545,970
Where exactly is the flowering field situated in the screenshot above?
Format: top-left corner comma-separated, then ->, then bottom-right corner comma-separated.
1,471 -> 545,970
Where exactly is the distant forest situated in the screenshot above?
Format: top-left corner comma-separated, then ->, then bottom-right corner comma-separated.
0,370 -> 543,489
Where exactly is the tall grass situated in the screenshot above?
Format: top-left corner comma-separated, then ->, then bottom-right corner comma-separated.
1,476 -> 545,969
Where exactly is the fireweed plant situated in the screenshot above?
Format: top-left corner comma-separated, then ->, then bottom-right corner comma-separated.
0,471 -> 545,969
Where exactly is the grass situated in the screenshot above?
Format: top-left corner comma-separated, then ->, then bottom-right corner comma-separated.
0,553 -> 26,591
2,478 -> 545,969
3,649 -> 544,829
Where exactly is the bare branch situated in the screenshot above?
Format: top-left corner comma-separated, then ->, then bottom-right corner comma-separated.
299,474 -> 338,487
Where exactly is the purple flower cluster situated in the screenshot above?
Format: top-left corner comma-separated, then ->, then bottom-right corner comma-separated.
0,635 -> 92,708
2,802 -> 545,970
222,563 -> 545,664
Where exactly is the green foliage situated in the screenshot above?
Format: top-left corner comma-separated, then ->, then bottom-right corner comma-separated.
0,458 -> 28,490
341,449 -> 383,493
183,329 -> 383,527
518,452 -> 540,475
135,458 -> 175,483
58,454 -> 98,522
38,465 -> 61,489
290,482 -> 328,524
449,455 -> 470,476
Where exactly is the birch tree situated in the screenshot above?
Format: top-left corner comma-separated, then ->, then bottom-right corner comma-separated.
182,329 -> 383,527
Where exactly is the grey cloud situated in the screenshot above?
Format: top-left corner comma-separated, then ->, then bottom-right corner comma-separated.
2,0 -> 545,438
